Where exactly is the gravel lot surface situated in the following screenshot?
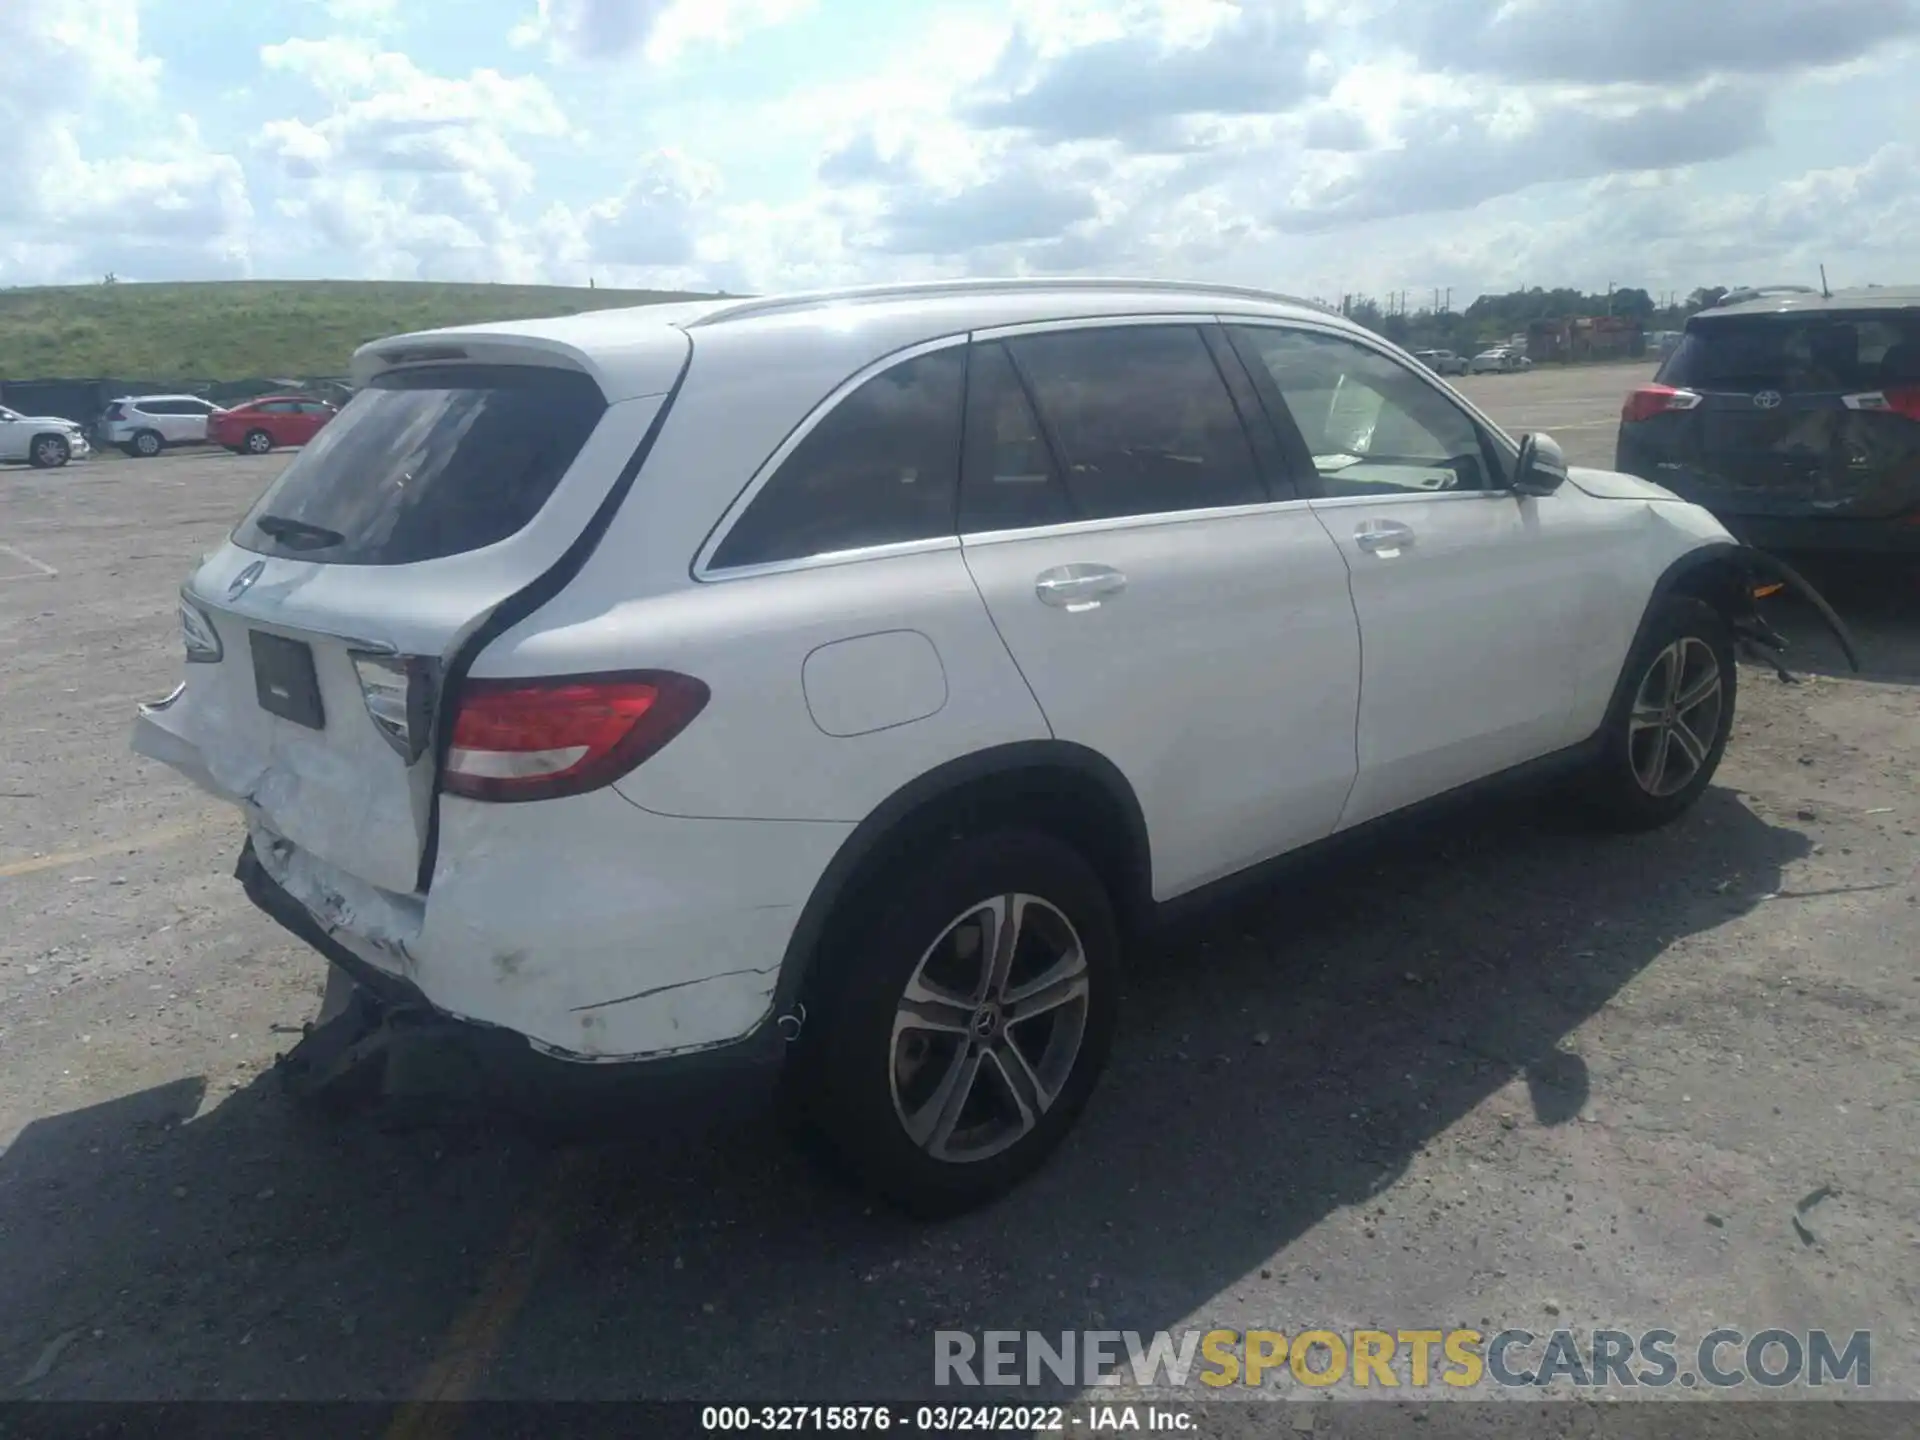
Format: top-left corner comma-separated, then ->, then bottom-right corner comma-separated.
2,364 -> 1915,1419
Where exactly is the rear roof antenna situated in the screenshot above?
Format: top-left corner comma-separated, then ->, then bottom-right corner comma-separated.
1819,264 -> 1832,299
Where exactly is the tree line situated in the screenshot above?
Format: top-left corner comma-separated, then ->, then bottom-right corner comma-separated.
1336,285 -> 1734,354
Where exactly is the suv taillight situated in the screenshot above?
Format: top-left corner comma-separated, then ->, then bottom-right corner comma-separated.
1621,384 -> 1702,424
443,672 -> 710,803
1842,386 -> 1920,422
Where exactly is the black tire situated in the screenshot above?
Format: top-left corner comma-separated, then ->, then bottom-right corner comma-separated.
791,829 -> 1120,1218
1577,595 -> 1737,831
28,434 -> 70,469
132,429 -> 163,458
244,429 -> 274,455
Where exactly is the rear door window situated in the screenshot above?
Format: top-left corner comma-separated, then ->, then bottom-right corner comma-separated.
231,364 -> 607,566
707,347 -> 966,570
1662,314 -> 1920,392
959,341 -> 1075,532
1003,324 -> 1267,522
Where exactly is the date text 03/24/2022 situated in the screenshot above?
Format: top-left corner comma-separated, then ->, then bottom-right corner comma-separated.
699,1404 -> 1195,1432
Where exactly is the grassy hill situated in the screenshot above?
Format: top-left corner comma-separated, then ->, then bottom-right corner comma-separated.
0,280 -> 722,382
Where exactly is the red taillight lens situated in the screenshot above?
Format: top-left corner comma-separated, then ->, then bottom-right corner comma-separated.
444,671 -> 710,803
1621,384 -> 1702,424
1841,386 -> 1920,421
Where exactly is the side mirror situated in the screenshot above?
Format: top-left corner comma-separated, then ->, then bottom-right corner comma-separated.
1512,432 -> 1569,496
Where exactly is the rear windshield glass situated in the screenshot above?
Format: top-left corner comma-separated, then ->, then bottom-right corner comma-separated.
231,364 -> 606,565
1661,313 -> 1920,392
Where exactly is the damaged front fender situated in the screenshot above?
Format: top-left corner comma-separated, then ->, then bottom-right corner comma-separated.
1734,545 -> 1862,674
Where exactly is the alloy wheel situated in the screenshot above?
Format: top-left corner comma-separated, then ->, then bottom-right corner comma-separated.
888,893 -> 1091,1163
1629,637 -> 1724,798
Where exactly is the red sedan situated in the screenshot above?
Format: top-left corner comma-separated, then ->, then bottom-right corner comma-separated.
210,395 -> 336,455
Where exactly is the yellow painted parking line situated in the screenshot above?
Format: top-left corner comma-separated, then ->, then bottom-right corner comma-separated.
0,812 -> 232,879
385,1152 -> 584,1439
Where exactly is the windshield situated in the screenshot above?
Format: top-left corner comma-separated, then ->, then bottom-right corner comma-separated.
231,364 -> 607,566
1661,313 -> 1920,392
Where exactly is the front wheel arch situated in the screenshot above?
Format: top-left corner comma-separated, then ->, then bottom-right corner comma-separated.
29,432 -> 72,468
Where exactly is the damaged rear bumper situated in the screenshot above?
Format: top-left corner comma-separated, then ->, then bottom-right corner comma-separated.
237,838 -> 788,1121
1719,512 -> 1920,555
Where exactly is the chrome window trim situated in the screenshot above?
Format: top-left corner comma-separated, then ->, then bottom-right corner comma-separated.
692,333 -> 972,582
969,311 -> 1224,342
695,534 -> 961,583
960,495 -> 1315,548
694,310 -> 1501,581
1304,489 -> 1514,511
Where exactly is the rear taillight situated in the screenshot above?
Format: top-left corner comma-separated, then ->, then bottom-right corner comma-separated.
1621,385 -> 1703,424
1842,386 -> 1920,421
351,653 -> 436,764
443,672 -> 709,803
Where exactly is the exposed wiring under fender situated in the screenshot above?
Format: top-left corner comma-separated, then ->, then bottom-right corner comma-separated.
1728,545 -> 1862,682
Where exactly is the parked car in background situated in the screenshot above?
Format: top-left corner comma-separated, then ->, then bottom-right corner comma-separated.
98,394 -> 226,457
1412,348 -> 1469,377
1615,286 -> 1920,552
0,404 -> 90,468
210,396 -> 337,454
134,277 -> 1830,1215
1471,347 -> 1532,374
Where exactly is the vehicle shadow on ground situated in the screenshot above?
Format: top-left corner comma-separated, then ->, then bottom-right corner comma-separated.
1,788 -> 1809,1402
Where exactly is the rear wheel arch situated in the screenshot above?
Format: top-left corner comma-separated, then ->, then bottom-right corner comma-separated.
774,742 -> 1154,1018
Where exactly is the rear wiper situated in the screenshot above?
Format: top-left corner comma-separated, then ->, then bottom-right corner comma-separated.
254,514 -> 345,550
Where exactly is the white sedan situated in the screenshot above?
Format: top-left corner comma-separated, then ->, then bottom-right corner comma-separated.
1471,347 -> 1533,374
0,405 -> 89,468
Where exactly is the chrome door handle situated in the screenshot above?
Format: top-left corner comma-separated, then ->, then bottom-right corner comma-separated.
1035,563 -> 1127,610
1354,521 -> 1416,555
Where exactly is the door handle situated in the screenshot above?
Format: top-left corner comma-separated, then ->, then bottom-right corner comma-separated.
1035,563 -> 1127,610
1354,520 -> 1416,556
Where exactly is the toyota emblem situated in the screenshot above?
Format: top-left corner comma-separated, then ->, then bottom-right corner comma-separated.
226,559 -> 266,601
1753,390 -> 1783,410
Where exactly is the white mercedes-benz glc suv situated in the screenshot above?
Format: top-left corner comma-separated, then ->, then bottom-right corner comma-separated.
132,278 -> 1813,1214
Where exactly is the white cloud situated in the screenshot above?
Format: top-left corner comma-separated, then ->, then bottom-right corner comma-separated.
252,38 -> 574,277
0,0 -> 249,282
511,0 -> 814,64
3,0 -> 1915,303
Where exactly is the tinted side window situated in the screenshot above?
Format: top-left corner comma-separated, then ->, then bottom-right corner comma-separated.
1007,326 -> 1265,521
709,348 -> 965,570
959,342 -> 1073,533
1230,327 -> 1499,496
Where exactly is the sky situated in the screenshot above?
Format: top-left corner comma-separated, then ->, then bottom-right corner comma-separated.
2,0 -> 1917,302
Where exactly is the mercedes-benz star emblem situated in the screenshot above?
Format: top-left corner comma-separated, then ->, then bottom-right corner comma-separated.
226,560 -> 266,601
1753,390 -> 1783,410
